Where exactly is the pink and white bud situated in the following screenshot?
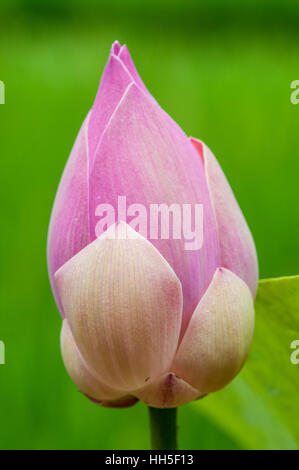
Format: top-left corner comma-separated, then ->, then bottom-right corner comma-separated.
47,42 -> 258,408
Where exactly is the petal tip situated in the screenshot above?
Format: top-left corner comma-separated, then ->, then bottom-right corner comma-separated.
111,40 -> 121,56
134,372 -> 201,408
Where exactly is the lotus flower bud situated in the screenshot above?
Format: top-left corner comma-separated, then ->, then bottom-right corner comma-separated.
47,41 -> 258,408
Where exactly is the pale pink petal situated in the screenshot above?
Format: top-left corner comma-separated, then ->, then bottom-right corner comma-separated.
61,319 -> 126,401
134,373 -> 202,408
191,138 -> 258,297
172,267 -> 254,394
87,394 -> 138,408
55,223 -> 183,391
47,114 -> 90,316
89,83 -> 220,338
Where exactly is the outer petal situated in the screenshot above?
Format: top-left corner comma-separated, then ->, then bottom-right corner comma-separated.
117,43 -> 150,96
60,319 -> 132,403
88,50 -> 134,163
55,222 -> 183,391
89,83 -> 220,338
172,267 -> 254,394
88,41 -> 152,162
134,373 -> 202,408
47,114 -> 90,316
86,395 -> 138,409
191,138 -> 258,297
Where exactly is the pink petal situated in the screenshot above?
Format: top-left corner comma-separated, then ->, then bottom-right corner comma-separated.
88,52 -> 134,163
191,138 -> 258,297
55,223 -> 183,392
172,267 -> 255,394
88,41 -> 152,161
89,83 -> 220,338
47,114 -> 90,316
134,373 -> 202,408
117,43 -> 150,96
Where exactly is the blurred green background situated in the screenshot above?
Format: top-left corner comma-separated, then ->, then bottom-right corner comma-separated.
0,0 -> 298,449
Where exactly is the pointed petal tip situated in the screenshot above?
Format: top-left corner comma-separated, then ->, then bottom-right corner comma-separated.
98,220 -> 145,241
110,42 -> 131,60
189,137 -> 204,159
111,40 -> 121,55
134,373 -> 202,408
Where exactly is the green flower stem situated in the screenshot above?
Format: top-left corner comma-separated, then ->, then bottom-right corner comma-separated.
148,406 -> 178,450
